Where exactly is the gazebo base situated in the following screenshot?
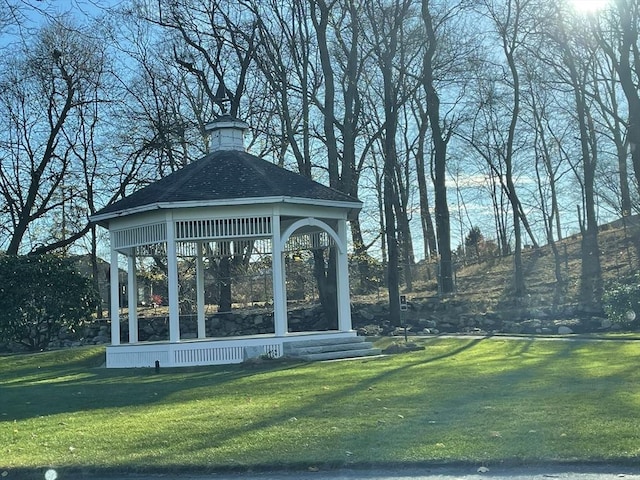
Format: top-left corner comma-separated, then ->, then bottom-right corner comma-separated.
105,331 -> 358,368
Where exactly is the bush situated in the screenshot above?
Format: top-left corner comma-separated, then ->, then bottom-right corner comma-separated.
602,274 -> 640,326
0,254 -> 100,350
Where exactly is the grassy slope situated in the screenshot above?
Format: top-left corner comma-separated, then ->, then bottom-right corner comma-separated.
2,339 -> 640,475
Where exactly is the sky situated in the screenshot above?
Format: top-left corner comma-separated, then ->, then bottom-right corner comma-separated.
4,0 -> 621,261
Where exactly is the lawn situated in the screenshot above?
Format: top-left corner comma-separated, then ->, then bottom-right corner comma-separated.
1,336 -> 640,477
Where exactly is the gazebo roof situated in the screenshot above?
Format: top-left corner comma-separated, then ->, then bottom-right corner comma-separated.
92,149 -> 361,225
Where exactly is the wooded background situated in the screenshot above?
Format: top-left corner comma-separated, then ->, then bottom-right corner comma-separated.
0,0 -> 637,323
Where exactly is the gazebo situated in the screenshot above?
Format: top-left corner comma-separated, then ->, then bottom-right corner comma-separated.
91,117 -> 364,367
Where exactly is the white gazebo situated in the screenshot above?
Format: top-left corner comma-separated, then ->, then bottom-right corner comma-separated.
91,116 -> 363,367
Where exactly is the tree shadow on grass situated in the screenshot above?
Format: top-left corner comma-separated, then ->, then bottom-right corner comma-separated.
3,338 -> 640,473
0,348 -> 306,421
148,337 -> 640,470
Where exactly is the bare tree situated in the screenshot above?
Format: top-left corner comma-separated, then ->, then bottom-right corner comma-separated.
524,62 -> 571,297
596,0 -> 640,202
249,0 -> 318,174
117,1 -> 267,313
411,100 -> 438,261
0,18 -> 107,254
421,0 -> 475,294
468,0 -> 544,298
537,5 -> 603,308
362,0 -> 417,324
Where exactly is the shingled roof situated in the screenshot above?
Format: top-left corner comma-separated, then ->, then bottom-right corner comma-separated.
91,150 -> 361,224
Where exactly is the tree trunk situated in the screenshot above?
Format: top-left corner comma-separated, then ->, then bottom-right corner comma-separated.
501,1 -> 526,298
313,248 -> 338,328
384,164 -> 401,324
415,113 -> 438,260
557,15 -> 603,308
351,216 -> 377,294
422,0 -> 454,294
612,2 -> 640,200
218,255 -> 232,313
90,226 -> 104,319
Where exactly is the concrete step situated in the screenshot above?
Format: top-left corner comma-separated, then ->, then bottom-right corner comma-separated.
284,336 -> 382,361
284,336 -> 367,350
291,341 -> 377,355
297,348 -> 383,362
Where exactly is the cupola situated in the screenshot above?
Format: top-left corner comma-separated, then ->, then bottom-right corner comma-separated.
204,114 -> 248,152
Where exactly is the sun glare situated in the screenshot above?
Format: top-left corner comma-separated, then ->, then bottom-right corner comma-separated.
569,0 -> 611,13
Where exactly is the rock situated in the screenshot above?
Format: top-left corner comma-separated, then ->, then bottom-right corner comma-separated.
392,326 -> 414,336
557,326 -> 574,334
359,308 -> 375,321
370,304 -> 387,315
419,318 -> 438,329
528,308 -> 549,319
522,319 -> 542,328
503,321 -> 524,334
481,318 -> 496,327
358,324 -> 382,336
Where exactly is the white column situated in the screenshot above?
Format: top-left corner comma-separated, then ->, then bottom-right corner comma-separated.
336,218 -> 353,332
272,214 -> 287,336
196,242 -> 206,339
127,254 -> 138,343
166,214 -> 181,342
109,236 -> 120,346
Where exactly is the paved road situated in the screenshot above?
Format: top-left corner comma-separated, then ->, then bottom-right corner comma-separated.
46,465 -> 640,480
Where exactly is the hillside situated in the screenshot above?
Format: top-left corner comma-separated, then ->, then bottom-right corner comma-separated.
351,215 -> 640,336
455,216 -> 639,308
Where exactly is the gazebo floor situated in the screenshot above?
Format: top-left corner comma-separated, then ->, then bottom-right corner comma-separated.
105,330 -> 358,368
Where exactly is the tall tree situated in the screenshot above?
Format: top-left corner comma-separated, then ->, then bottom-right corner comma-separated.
597,0 -> 640,200
0,18 -> 106,254
411,101 -> 438,261
542,4 -> 603,308
471,0 -> 540,297
525,64 -> 569,297
421,0 -> 469,294
117,1 -> 264,313
364,0 -> 414,324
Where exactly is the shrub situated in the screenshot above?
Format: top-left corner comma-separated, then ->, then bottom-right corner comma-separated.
602,274 -> 640,326
0,254 -> 100,350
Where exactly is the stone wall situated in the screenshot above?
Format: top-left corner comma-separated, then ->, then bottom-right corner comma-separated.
36,305 -> 335,351
351,298 -> 619,336
0,298 -> 628,354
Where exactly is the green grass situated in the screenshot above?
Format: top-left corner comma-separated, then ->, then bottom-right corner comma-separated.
2,337 -> 640,476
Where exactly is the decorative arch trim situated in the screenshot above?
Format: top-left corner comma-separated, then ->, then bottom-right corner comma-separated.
280,218 -> 345,254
